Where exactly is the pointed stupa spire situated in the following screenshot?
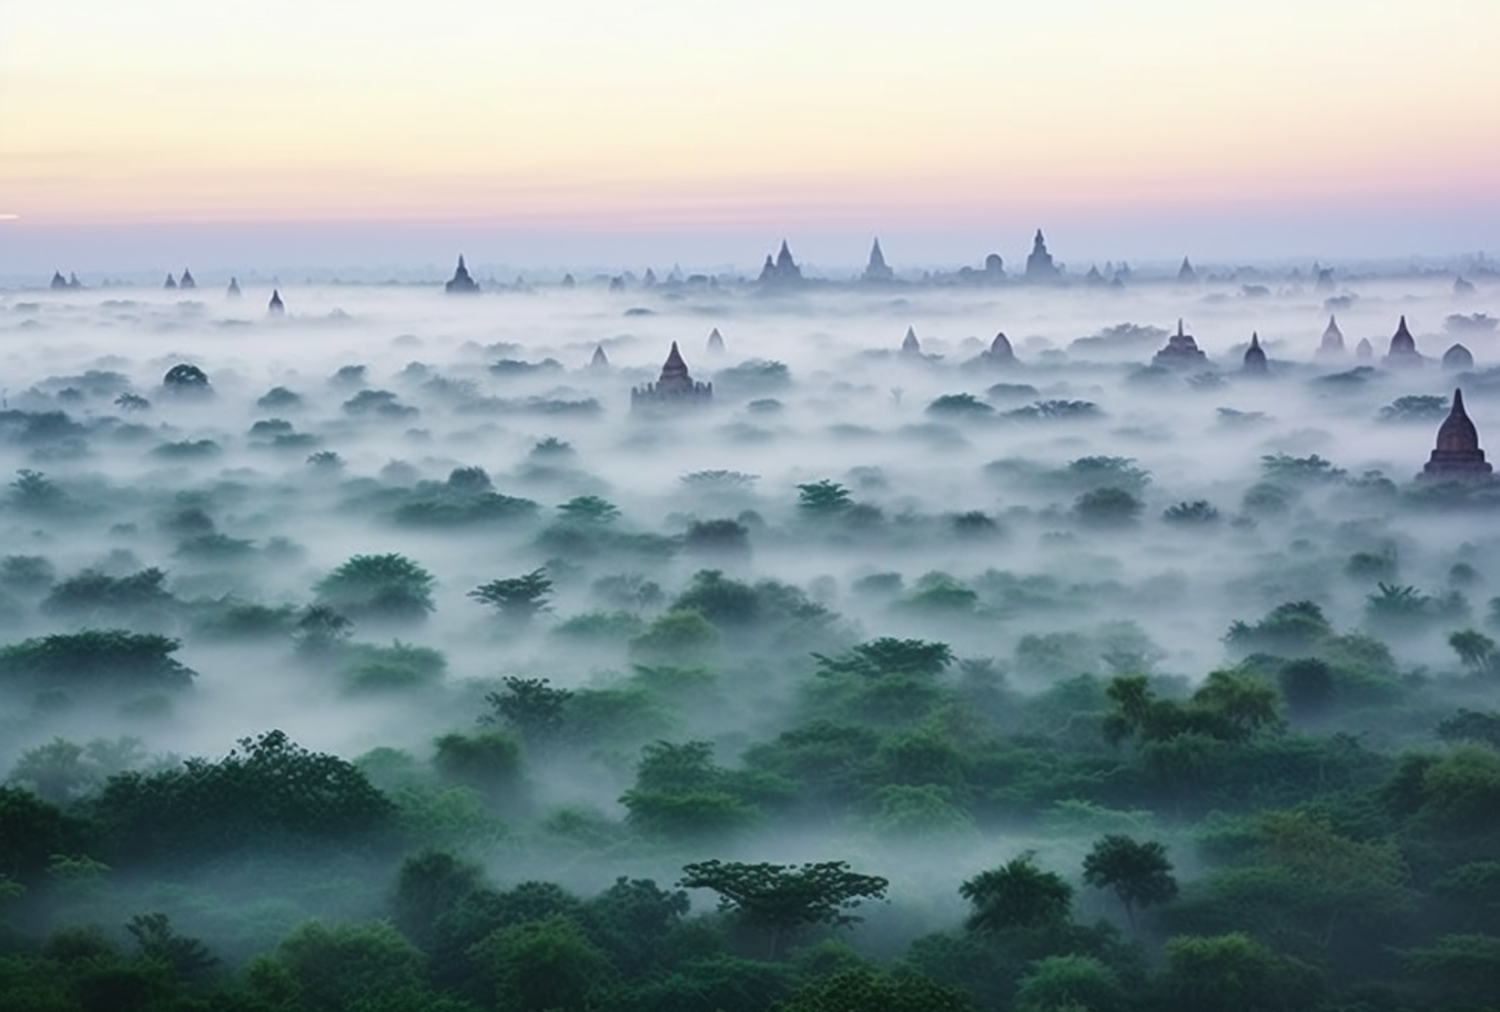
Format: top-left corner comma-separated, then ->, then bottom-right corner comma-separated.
632,341 -> 712,409
50,270 -> 68,290
164,273 -> 178,289
1355,337 -> 1374,360
267,289 -> 285,316
1153,318 -> 1209,369
1178,257 -> 1197,282
445,255 -> 479,294
1423,388 -> 1492,479
179,268 -> 196,289
1318,314 -> 1345,357
226,277 -> 242,299
590,344 -> 609,370
706,327 -> 726,354
863,237 -> 894,281
986,331 -> 1016,366
901,326 -> 921,356
1385,314 -> 1421,368
1242,332 -> 1268,375
1025,229 -> 1059,281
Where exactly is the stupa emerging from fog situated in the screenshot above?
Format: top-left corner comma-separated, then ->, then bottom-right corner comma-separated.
445,256 -> 480,294
268,289 -> 285,316
1024,230 -> 1060,282
227,277 -> 242,299
1242,333 -> 1268,375
1317,316 -> 1345,359
706,328 -> 726,355
164,273 -> 178,290
1443,343 -> 1474,371
1385,316 -> 1422,369
1177,257 -> 1198,283
179,269 -> 196,289
632,342 -> 712,410
863,239 -> 895,282
1152,320 -> 1209,369
589,345 -> 609,370
50,271 -> 82,291
759,241 -> 804,286
979,332 -> 1017,367
1355,338 -> 1374,361
900,327 -> 923,357
1422,389 -> 1492,480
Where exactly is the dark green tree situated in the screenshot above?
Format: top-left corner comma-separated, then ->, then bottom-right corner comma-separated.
483,677 -> 573,746
678,859 -> 889,958
796,479 -> 852,517
469,569 -> 554,625
960,855 -> 1072,933
1081,835 -> 1178,927
314,553 -> 436,625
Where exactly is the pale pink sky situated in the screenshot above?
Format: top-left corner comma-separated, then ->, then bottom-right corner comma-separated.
2,0 -> 1498,272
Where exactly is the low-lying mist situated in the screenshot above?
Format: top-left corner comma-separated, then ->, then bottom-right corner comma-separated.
2,267 -> 1498,1010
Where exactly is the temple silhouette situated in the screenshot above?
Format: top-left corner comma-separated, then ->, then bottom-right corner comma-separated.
1152,320 -> 1209,369
445,256 -> 480,294
1024,230 -> 1060,282
863,239 -> 894,282
1443,343 -> 1474,371
706,328 -> 726,355
179,269 -> 196,289
1384,315 -> 1422,369
227,277 -> 242,299
1241,333 -> 1268,375
1317,315 -> 1345,359
1422,389 -> 1492,480
632,342 -> 712,410
758,241 -> 804,285
268,289 -> 285,316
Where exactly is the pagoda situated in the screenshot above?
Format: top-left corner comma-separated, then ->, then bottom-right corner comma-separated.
706,328 -> 726,355
179,269 -> 196,289
1384,315 -> 1422,369
50,271 -> 68,290
1317,315 -> 1345,359
900,326 -> 922,357
268,289 -> 285,316
1024,230 -> 1060,282
1241,333 -> 1269,375
863,239 -> 895,282
1355,338 -> 1374,361
445,256 -> 480,294
164,273 -> 178,290
982,331 -> 1017,367
758,240 -> 804,285
1443,343 -> 1475,371
1422,389 -> 1492,480
227,277 -> 242,299
1177,257 -> 1198,283
1152,319 -> 1210,369
632,342 -> 712,410
589,344 -> 610,371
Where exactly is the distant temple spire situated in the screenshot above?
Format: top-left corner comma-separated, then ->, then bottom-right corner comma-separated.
1355,337 -> 1374,361
227,277 -> 242,299
179,268 -> 196,289
863,238 -> 894,282
1177,257 -> 1197,283
631,342 -> 712,410
1422,389 -> 1492,480
1024,229 -> 1060,282
1443,343 -> 1475,372
589,344 -> 609,370
164,273 -> 178,290
707,327 -> 726,354
901,326 -> 922,357
984,331 -> 1017,367
1242,332 -> 1268,375
50,270 -> 68,290
445,255 -> 479,294
1384,315 -> 1422,369
759,240 -> 805,285
1152,318 -> 1209,369
1317,315 -> 1345,358
268,289 -> 285,316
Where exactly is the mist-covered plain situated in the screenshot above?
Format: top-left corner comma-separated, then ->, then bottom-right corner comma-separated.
3,268 -> 1500,1011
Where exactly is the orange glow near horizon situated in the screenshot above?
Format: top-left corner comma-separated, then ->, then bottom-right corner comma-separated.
3,0 -> 1498,232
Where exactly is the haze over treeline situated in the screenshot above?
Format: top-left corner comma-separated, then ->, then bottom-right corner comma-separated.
2,264 -> 1500,1011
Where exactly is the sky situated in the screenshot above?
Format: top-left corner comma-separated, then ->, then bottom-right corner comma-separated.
2,0 -> 1499,275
